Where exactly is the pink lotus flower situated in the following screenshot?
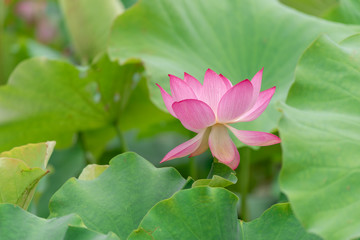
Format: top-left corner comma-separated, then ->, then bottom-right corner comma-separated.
157,68 -> 280,169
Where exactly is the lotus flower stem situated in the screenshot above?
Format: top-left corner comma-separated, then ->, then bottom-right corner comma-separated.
189,157 -> 197,180
239,147 -> 251,221
206,157 -> 219,179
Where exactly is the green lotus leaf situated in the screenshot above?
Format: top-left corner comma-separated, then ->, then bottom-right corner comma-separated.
0,54 -> 170,152
128,187 -> 239,240
49,152 -> 187,239
0,58 -> 107,150
279,35 -> 360,240
109,0 -> 360,140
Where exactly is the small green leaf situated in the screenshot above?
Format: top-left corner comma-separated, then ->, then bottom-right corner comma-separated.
209,162 -> 237,183
0,204 -> 83,240
60,0 -> 124,62
192,176 -> 234,188
49,152 -> 186,239
0,142 -> 55,209
128,187 -> 239,240
182,176 -> 195,189
192,162 -> 237,188
78,164 -> 108,180
239,203 -> 321,240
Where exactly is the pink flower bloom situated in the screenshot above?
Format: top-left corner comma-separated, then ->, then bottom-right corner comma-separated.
157,68 -> 280,169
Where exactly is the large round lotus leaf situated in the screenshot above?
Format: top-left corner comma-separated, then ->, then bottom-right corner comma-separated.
109,0 -> 360,136
0,58 -> 108,150
49,152 -> 186,239
279,35 -> 360,240
128,187 -> 239,240
0,55 -> 169,152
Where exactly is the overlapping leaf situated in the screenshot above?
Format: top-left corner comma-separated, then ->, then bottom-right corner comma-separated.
279,35 -> 360,240
49,152 -> 187,239
109,0 -> 360,139
46,151 -> 324,239
0,204 -> 118,240
128,187 -> 239,240
0,204 -> 82,239
239,203 -> 321,240
192,162 -> 237,188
